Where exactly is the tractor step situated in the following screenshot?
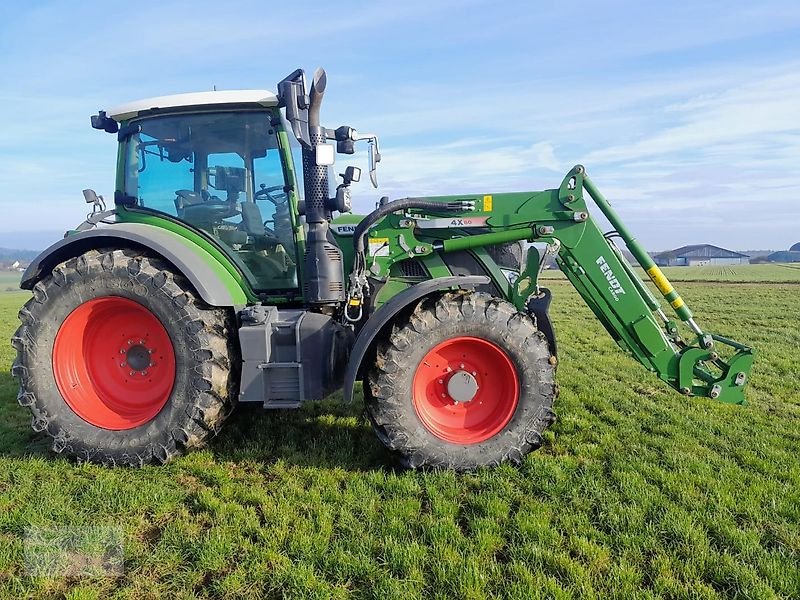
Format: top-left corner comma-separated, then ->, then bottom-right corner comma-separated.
238,305 -> 352,407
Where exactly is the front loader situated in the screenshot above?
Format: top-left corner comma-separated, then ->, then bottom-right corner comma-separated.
12,68 -> 755,470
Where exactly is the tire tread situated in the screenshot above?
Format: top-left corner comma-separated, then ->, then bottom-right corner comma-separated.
11,248 -> 237,467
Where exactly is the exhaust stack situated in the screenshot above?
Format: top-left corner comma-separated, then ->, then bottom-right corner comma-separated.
301,68 -> 345,308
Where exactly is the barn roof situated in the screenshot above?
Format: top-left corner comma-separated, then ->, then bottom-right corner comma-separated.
653,244 -> 749,260
767,250 -> 800,262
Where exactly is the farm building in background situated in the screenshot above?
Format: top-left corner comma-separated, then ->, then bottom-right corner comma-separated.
766,242 -> 800,263
652,245 -> 749,267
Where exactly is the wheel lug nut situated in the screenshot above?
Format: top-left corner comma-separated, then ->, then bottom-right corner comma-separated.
445,367 -> 452,373
441,393 -> 446,398
460,363 -> 465,369
147,349 -> 154,354
120,362 -> 126,367
472,371 -> 477,376
438,379 -> 444,384
129,371 -> 135,376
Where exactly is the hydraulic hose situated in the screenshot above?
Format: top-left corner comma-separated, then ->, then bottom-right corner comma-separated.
353,197 -> 469,253
345,196 -> 472,322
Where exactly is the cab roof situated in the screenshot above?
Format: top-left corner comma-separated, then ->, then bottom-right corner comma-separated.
108,89 -> 280,121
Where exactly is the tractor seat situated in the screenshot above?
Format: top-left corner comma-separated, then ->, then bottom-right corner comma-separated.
240,202 -> 281,247
240,202 -> 267,236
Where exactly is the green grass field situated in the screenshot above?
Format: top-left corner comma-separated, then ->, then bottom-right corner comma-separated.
648,263 -> 800,282
0,272 -> 21,293
541,262 -> 800,283
1,266 -> 798,599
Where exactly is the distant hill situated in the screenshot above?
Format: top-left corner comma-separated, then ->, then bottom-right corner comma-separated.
0,248 -> 39,262
0,230 -> 64,252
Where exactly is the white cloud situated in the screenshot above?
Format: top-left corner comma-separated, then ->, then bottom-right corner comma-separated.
1,1 -> 799,250
585,71 -> 800,165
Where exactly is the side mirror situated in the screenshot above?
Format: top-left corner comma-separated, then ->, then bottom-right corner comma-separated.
367,138 -> 381,188
83,189 -> 106,213
315,144 -> 335,166
83,189 -> 100,204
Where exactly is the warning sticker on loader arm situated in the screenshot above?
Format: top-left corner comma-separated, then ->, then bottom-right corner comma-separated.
369,237 -> 390,257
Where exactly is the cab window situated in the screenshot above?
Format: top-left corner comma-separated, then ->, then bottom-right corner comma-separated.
123,111 -> 298,292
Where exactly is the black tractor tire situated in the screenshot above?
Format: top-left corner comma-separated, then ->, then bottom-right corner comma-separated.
365,292 -> 557,471
487,241 -> 525,270
11,248 -> 238,467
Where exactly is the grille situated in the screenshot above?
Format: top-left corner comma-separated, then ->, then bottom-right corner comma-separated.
398,259 -> 428,278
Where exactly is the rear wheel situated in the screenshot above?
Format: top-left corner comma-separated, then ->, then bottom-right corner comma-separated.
11,248 -> 238,466
366,292 -> 557,470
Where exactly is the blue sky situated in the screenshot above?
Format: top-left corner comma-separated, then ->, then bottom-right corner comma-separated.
0,0 -> 798,250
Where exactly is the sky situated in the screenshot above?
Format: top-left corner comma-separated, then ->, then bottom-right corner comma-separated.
0,0 -> 798,251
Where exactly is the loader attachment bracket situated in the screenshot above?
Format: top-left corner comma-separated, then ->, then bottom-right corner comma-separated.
677,338 -> 755,405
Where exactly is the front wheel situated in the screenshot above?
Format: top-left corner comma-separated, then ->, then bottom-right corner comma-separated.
366,292 -> 557,471
11,248 -> 238,466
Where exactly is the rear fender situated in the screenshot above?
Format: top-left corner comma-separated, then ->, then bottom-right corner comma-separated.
20,223 -> 249,307
342,275 -> 489,403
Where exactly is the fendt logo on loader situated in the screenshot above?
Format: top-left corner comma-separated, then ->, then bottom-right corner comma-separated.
596,255 -> 627,301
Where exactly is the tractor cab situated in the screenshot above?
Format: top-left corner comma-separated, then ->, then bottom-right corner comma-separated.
107,93 -> 305,294
95,70 -> 380,309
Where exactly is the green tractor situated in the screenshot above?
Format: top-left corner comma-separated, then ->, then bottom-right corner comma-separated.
12,68 -> 754,470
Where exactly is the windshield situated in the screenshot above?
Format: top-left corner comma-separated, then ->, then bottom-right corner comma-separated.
122,110 -> 299,292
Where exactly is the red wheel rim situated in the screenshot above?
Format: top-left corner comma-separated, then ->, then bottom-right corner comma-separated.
412,336 -> 519,444
52,296 -> 176,430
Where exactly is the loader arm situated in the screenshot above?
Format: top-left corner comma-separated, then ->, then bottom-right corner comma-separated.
551,168 -> 754,403
353,166 -> 755,404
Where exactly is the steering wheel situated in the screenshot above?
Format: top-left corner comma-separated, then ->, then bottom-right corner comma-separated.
255,184 -> 289,205
193,200 -> 240,220
176,189 -> 240,221
188,198 -> 239,221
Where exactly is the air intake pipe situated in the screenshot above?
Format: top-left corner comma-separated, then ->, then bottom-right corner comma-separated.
301,68 -> 346,308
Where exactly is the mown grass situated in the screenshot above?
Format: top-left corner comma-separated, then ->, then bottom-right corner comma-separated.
0,272 -> 21,293
541,263 -> 800,283
1,269 -> 798,599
